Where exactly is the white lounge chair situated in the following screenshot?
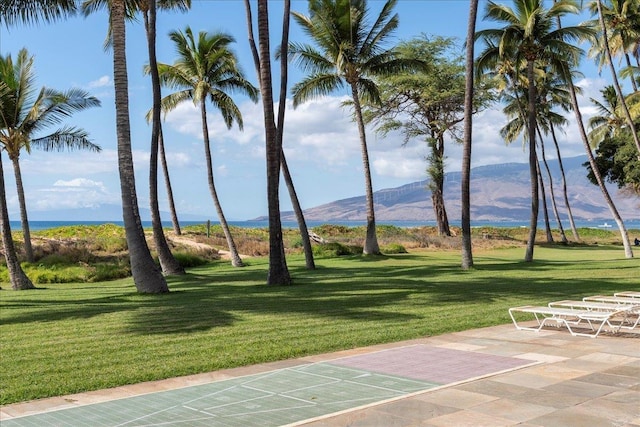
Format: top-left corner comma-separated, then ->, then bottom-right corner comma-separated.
548,300 -> 639,330
614,291 -> 640,299
508,305 -> 627,338
580,295 -> 640,330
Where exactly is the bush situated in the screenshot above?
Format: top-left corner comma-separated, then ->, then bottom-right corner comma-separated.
173,252 -> 210,268
382,243 -> 408,254
312,242 -> 362,257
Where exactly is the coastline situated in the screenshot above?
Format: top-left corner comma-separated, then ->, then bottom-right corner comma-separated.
11,219 -> 640,232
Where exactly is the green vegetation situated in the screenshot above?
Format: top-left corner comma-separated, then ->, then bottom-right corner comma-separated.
1,244 -> 638,405
0,224 -> 637,284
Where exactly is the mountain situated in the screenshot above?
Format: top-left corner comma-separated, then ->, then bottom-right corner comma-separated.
276,156 -> 639,222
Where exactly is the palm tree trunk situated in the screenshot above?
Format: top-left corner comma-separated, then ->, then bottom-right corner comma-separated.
350,83 -> 380,255
461,0 -> 478,270
281,151 -> 315,269
9,156 -> 33,262
537,160 -> 553,243
549,124 -> 579,241
555,9 -> 633,258
257,0 -> 290,285
159,127 -> 181,236
143,2 -> 184,275
244,0 -> 291,285
524,61 -> 539,262
111,0 -> 168,293
276,0 -> 314,270
538,126 -> 567,243
199,100 -> 243,267
596,0 -> 640,154
0,152 -> 34,290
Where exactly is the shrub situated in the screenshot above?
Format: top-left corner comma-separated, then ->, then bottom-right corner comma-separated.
382,243 -> 408,254
173,252 -> 210,268
312,242 -> 362,257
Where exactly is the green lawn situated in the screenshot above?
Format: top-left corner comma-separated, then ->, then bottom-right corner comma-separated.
1,245 -> 638,405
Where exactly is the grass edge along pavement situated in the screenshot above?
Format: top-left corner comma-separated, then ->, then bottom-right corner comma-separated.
0,244 -> 638,405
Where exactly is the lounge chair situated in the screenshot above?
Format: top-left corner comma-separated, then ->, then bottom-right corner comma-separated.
508,305 -> 628,338
614,291 -> 640,299
548,300 -> 639,331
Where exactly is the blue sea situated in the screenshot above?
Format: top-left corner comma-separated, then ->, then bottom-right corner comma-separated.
9,219 -> 640,232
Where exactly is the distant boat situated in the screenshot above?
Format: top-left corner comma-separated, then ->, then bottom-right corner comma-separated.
597,222 -> 613,228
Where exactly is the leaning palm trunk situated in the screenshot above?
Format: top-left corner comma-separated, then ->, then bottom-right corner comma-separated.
199,101 -> 243,267
244,0 -> 291,285
0,153 -> 34,290
549,124 -> 579,240
554,11 -> 633,258
281,152 -> 315,269
9,156 -> 33,262
538,127 -> 568,243
143,1 -> 184,275
276,0 -> 314,270
461,0 -> 479,270
537,161 -> 554,243
350,84 -> 380,255
111,0 -> 169,293
158,128 -> 181,236
524,61 -> 539,262
596,0 -> 640,154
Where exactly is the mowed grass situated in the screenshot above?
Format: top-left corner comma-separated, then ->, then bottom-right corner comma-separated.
1,245 -> 638,405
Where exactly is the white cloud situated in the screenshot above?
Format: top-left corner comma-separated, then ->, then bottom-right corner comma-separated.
88,75 -> 112,88
30,177 -> 119,211
53,178 -> 106,189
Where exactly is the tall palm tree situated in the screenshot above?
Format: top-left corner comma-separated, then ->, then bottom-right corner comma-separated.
111,0 -> 168,293
0,49 -> 101,263
476,0 -> 593,262
141,0 -> 186,275
593,0 -> 640,154
462,0 -> 479,270
288,0 -> 420,255
244,0 -> 292,284
0,0 -> 76,290
275,0 -> 315,270
154,27 -> 258,268
82,0 -> 190,275
552,1 -> 634,258
587,0 -> 640,91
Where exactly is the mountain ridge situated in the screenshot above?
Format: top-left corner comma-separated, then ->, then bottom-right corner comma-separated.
271,155 -> 639,222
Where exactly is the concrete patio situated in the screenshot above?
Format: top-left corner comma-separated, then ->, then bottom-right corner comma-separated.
1,322 -> 639,426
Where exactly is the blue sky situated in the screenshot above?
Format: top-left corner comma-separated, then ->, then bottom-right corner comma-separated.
1,0 -> 611,221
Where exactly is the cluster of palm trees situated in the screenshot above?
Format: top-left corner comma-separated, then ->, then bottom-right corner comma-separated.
1,0 -> 638,291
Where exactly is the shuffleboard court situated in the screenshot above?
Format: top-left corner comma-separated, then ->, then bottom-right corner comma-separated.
1,345 -> 535,427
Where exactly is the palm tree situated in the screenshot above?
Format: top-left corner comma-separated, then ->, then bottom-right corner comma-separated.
110,0 -> 169,292
0,0 -> 76,290
0,0 -> 76,26
587,0 -> 640,91
462,0 -> 479,270
141,0 -> 187,275
476,0 -> 593,262
244,0 -> 292,284
552,1 -> 634,258
154,27 -> 258,268
0,49 -> 101,263
288,0 -> 420,255
82,0 -> 190,275
592,0 -> 640,154
275,0 -> 315,270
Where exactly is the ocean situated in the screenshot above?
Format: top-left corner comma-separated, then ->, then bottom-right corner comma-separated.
8,219 -> 640,232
